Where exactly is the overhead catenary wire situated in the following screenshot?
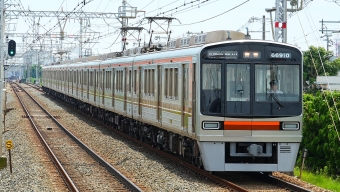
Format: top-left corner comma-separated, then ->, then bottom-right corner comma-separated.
20,0 -> 249,59
163,0 -> 220,18
89,0 -> 248,53
25,0 -> 94,50
91,0 -> 249,54
172,0 -> 250,26
303,5 -> 340,141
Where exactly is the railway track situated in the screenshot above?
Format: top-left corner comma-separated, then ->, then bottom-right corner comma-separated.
22,82 -> 312,191
11,82 -> 144,192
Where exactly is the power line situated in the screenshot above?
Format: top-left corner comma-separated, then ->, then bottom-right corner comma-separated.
173,0 -> 250,26
296,9 -> 340,142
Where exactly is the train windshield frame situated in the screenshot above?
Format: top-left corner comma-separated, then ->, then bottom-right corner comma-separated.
200,42 -> 302,117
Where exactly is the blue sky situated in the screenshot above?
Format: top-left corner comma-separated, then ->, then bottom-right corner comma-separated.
8,0 -> 340,58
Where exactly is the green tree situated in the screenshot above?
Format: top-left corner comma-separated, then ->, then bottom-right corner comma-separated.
30,64 -> 42,79
300,92 -> 340,176
303,46 -> 340,84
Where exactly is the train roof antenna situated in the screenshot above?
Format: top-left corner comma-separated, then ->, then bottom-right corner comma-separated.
226,31 -> 232,40
245,27 -> 251,39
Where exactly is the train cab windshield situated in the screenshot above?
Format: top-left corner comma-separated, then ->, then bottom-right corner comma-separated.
200,43 -> 302,117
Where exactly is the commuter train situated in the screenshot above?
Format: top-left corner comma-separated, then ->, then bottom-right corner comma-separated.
42,30 -> 303,172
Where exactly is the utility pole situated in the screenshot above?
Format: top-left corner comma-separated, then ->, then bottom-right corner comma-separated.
79,18 -> 83,57
0,0 -> 7,169
266,0 -> 313,43
121,0 -> 127,50
320,20 -> 340,54
321,33 -> 332,52
118,1 -> 142,52
275,0 -> 287,42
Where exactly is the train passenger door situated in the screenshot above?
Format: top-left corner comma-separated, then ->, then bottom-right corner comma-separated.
181,64 -> 189,130
132,67 -> 137,118
157,65 -> 162,123
94,70 -> 97,103
86,69 -> 89,100
111,68 -> 115,109
191,63 -> 196,134
76,70 -> 78,96
127,68 -> 132,117
138,67 -> 142,117
80,70 -> 83,99
101,69 -> 105,105
71,70 -> 73,95
124,68 -> 128,113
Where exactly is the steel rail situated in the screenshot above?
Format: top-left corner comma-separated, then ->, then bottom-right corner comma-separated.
16,83 -> 143,192
11,83 -> 79,192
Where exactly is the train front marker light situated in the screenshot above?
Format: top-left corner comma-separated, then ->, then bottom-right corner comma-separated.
203,122 -> 220,130
282,122 -> 300,130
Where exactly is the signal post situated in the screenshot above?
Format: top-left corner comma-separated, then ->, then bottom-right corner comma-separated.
0,0 -> 7,169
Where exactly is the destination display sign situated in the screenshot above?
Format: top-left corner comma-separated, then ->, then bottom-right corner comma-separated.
270,52 -> 292,59
207,51 -> 238,59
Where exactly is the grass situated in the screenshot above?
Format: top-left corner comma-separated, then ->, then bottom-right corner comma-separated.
294,167 -> 340,192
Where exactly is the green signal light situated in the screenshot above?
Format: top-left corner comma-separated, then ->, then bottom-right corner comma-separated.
8,40 -> 16,56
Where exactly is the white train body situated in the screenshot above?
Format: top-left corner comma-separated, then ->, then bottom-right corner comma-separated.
42,30 -> 303,172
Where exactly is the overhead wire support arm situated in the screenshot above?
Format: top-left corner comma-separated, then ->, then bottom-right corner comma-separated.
5,10 -> 121,19
120,26 -> 144,51
144,17 -> 181,49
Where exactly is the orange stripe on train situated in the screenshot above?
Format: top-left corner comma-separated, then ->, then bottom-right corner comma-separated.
224,121 -> 280,130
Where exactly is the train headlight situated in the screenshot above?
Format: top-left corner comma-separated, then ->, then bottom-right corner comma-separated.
202,122 -> 220,130
243,51 -> 261,58
244,52 -> 250,58
282,122 -> 300,130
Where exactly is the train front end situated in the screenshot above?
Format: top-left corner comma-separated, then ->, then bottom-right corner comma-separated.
197,40 -> 303,172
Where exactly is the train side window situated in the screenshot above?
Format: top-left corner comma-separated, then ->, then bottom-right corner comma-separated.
165,68 -> 168,98
174,68 -> 178,100
183,67 -> 188,100
120,70 -> 123,92
118,71 -> 121,92
134,70 -> 137,94
116,70 -> 120,92
144,69 -> 147,95
78,70 -> 81,85
105,71 -> 107,89
84,71 -> 87,86
148,69 -> 151,96
118,70 -> 122,92
110,71 -> 112,90
170,68 -> 173,99
128,70 -> 131,93
97,71 -> 100,89
109,71 -> 112,90
201,63 -> 222,114
151,69 -> 155,96
121,70 -> 123,92
89,71 -> 93,87
106,70 -> 112,90
115,71 -> 118,91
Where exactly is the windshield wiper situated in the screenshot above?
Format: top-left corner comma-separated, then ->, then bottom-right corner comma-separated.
269,93 -> 284,108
